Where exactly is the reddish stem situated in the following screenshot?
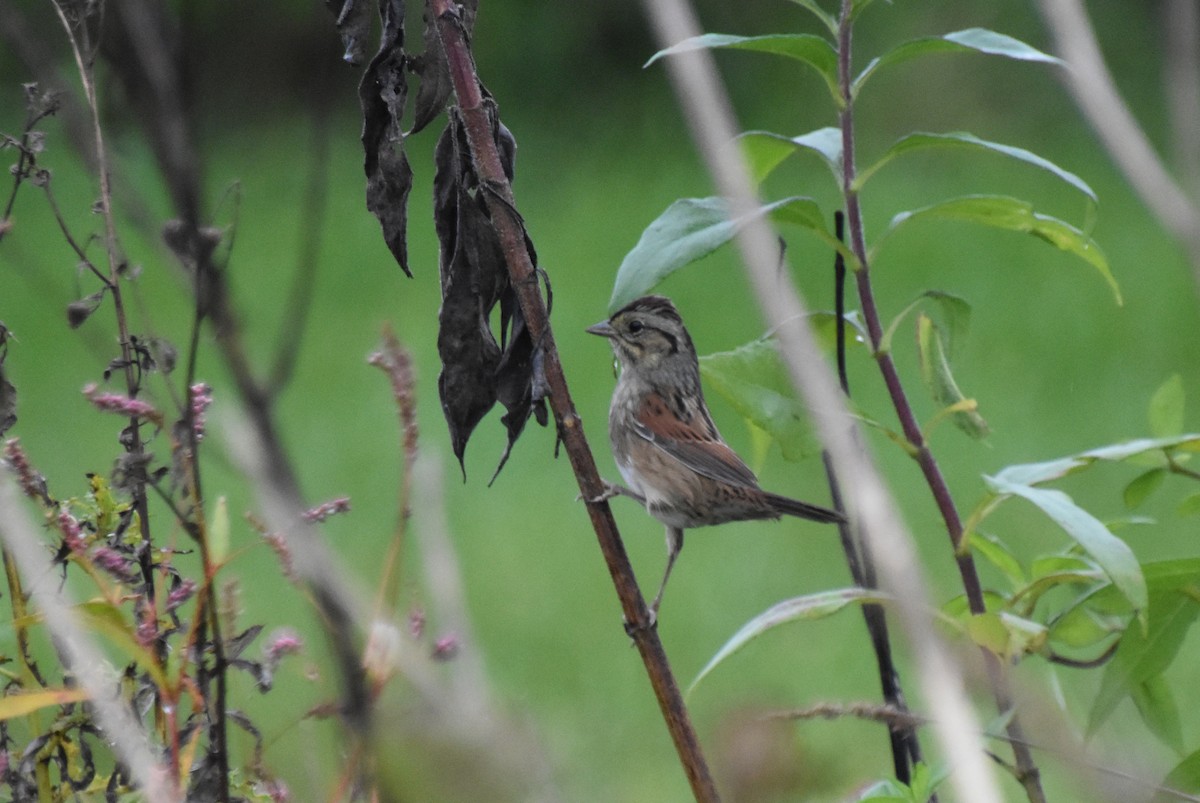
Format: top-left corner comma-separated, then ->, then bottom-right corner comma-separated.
835,3 -> 1045,801
431,3 -> 720,800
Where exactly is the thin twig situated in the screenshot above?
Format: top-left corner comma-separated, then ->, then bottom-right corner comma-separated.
51,0 -> 163,707
430,3 -> 720,800
825,211 -> 924,786
767,701 -> 1200,802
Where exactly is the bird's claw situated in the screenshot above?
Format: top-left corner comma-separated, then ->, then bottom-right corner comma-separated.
578,480 -> 625,505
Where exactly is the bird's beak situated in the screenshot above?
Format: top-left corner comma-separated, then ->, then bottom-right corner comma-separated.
586,319 -> 615,338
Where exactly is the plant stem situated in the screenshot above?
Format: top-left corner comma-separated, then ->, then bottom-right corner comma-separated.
827,212 -> 924,785
52,0 -> 163,710
835,4 -> 1045,800
431,3 -> 720,799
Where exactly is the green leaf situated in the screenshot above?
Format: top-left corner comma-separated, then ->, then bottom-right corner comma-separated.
1153,749 -> 1200,802
809,310 -> 869,353
985,476 -> 1147,616
784,0 -> 838,34
1089,578 -> 1200,736
210,495 -> 230,566
690,588 -> 889,692
1131,674 -> 1185,753
745,420 -> 772,474
850,0 -> 882,22
1030,554 -> 1095,578
881,195 -> 1120,304
856,132 -> 1097,206
854,28 -> 1063,95
879,290 -> 971,356
1145,558 -> 1200,592
1149,374 -> 1185,438
700,338 -> 819,461
993,435 -> 1200,486
853,762 -> 946,803
916,313 -> 989,439
76,600 -> 169,690
0,688 -> 90,721
738,127 -> 843,185
610,196 -> 838,312
1124,468 -> 1167,509
969,532 -> 1026,589
1049,592 -> 1124,650
646,34 -> 840,102
1178,492 -> 1200,517
966,611 -> 1047,662
1011,569 -> 1104,617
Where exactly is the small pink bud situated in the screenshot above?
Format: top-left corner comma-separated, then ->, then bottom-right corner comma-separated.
432,632 -> 459,661
302,496 -> 351,523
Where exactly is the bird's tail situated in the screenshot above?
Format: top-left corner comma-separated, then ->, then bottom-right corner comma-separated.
764,492 -> 845,524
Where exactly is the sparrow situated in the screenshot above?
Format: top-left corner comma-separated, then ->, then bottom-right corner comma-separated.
587,295 -> 844,620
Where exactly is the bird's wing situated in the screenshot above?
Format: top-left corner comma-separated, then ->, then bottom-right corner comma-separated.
633,391 -> 761,489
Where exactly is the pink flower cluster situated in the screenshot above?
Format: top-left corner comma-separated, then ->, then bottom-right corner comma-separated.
57,510 -> 86,554
264,628 -> 303,664
189,382 -> 212,441
81,383 -> 160,421
3,439 -> 41,499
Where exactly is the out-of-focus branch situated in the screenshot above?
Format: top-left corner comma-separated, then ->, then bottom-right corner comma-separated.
1036,0 -> 1200,281
1164,0 -> 1200,201
430,3 -> 721,800
637,1 -> 1005,802
0,477 -> 178,802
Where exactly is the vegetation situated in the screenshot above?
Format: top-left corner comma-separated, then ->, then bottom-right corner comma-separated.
0,0 -> 1198,800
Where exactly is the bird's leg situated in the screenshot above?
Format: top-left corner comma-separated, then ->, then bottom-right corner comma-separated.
581,480 -> 646,506
649,527 -> 684,620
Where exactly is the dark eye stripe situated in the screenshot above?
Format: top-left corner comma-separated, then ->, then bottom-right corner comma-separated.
652,326 -> 679,354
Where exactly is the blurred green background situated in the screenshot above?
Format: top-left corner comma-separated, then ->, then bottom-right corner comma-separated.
1,0 -> 1198,800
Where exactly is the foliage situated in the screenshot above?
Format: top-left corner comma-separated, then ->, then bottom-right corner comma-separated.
611,0 -> 1200,799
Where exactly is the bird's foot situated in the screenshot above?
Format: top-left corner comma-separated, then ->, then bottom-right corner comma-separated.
579,479 -> 630,505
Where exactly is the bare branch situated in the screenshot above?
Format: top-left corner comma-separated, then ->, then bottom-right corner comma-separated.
429,2 -> 721,798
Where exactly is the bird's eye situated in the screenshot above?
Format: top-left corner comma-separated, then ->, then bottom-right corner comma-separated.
627,319 -> 644,335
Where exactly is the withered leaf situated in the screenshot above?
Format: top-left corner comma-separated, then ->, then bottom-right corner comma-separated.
438,185 -> 501,479
161,219 -> 221,270
358,0 -> 413,276
0,364 -> 15,438
409,2 -> 453,136
225,624 -> 264,660
490,301 -> 548,485
432,104 -> 551,483
325,0 -> 376,66
433,115 -> 466,256
67,289 -> 106,329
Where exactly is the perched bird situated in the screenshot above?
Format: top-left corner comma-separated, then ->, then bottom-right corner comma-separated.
587,295 -> 843,619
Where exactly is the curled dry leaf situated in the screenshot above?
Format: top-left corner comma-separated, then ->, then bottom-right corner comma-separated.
434,109 -> 546,482
339,2 -> 546,481
358,0 -> 414,276
66,289 -> 106,329
324,0 -> 376,65
0,324 -> 14,437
